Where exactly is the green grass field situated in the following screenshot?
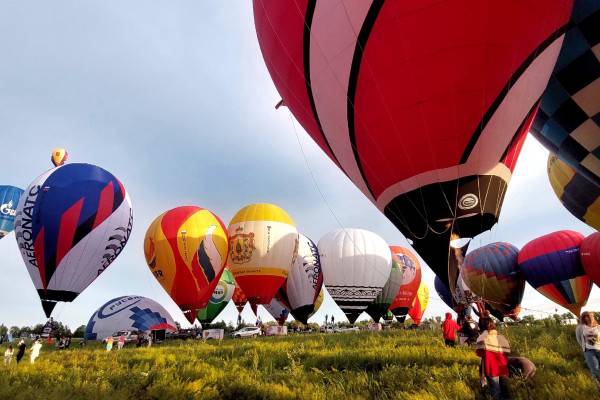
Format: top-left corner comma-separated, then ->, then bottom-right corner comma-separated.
0,324 -> 597,399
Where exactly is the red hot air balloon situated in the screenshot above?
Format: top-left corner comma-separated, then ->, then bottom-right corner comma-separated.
232,285 -> 248,314
389,246 -> 421,323
253,0 -> 573,292
580,232 -> 600,287
518,230 -> 592,315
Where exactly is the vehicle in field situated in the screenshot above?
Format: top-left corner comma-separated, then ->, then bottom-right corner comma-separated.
231,326 -> 262,338
333,326 -> 360,333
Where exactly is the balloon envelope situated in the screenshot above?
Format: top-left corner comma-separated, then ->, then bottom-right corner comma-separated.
518,230 -> 592,315
144,206 -> 228,323
228,203 -> 298,304
51,148 -> 68,167
580,232 -> 600,288
319,228 -> 392,323
279,234 -> 323,324
0,185 -> 23,239
15,163 -> 133,317
531,1 -> 600,186
85,295 -> 176,341
462,242 -> 525,318
365,247 -> 404,322
264,297 -> 290,326
232,285 -> 248,314
253,0 -> 572,290
196,269 -> 236,325
547,153 -> 600,231
408,283 -> 429,326
389,246 -> 422,322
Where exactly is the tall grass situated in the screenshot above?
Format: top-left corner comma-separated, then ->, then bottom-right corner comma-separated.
0,325 -> 596,399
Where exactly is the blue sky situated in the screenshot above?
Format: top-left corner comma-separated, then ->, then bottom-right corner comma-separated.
0,2 -> 597,330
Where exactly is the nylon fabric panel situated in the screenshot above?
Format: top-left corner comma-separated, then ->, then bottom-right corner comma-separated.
389,246 -> 421,311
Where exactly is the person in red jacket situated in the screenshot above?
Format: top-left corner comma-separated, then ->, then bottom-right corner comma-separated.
441,312 -> 460,347
476,319 -> 511,400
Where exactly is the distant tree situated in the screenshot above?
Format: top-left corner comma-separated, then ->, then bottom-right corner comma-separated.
307,323 -> 320,332
73,325 -> 86,338
521,315 -> 536,325
0,324 -> 7,337
32,324 -> 44,335
9,326 -> 20,337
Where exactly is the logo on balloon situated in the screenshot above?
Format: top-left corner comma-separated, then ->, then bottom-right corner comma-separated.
230,228 -> 255,264
458,194 -> 479,210
0,200 -> 16,217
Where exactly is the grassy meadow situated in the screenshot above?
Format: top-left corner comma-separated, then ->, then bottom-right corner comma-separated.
0,324 -> 597,400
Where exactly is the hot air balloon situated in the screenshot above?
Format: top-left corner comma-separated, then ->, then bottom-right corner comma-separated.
580,232 -> 600,287
227,203 -> 298,305
365,247 -> 403,322
389,246 -> 422,323
462,242 -> 525,319
51,148 -> 68,167
232,285 -> 248,314
196,269 -> 236,325
144,206 -> 228,323
264,297 -> 290,326
0,185 -> 23,239
253,1 -> 572,292
85,295 -> 176,341
531,1 -> 600,186
408,283 -> 430,326
277,234 -> 323,324
434,277 -> 455,311
14,163 -> 133,317
318,228 -> 392,323
547,153 -> 600,231
518,230 -> 592,315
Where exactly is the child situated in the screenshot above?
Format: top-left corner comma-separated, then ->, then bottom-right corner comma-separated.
4,345 -> 14,365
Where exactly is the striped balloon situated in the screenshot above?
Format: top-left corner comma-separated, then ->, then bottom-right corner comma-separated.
0,185 -> 23,239
548,153 -> 600,230
462,242 -> 525,319
580,232 -> 600,287
144,206 -> 228,323
531,1 -> 600,186
518,230 -> 592,315
15,163 -> 133,317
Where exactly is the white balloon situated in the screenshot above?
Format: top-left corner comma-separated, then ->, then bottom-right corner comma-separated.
85,295 -> 176,341
263,297 -> 290,326
283,234 -> 323,323
318,229 -> 392,323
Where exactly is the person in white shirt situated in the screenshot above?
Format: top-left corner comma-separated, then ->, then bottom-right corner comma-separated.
576,311 -> 600,390
4,345 -> 14,365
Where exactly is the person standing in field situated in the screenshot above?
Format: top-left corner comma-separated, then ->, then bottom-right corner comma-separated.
476,320 -> 511,400
441,312 -> 460,347
15,339 -> 26,363
4,345 -> 14,365
117,334 -> 125,350
147,334 -> 152,348
106,336 -> 114,352
576,311 -> 600,390
30,340 -> 42,364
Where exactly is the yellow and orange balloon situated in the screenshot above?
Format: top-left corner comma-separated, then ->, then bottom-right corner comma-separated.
227,203 -> 298,305
144,206 -> 228,323
408,282 -> 429,326
51,147 -> 68,167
